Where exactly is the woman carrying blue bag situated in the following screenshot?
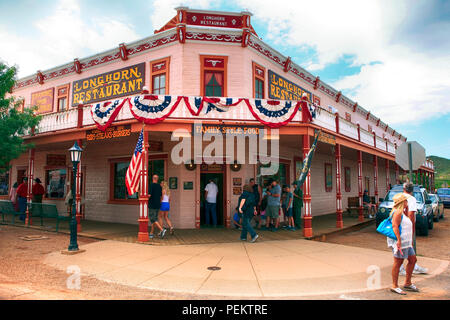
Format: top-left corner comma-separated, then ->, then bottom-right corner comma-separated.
383,193 -> 419,295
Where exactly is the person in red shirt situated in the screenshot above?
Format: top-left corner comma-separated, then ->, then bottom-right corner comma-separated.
16,177 -> 28,221
32,178 -> 45,218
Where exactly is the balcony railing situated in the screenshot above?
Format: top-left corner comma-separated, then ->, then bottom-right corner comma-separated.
24,97 -> 434,171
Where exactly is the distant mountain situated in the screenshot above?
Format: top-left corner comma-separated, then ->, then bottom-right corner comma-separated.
428,155 -> 450,188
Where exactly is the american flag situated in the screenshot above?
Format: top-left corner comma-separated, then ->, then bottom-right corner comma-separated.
126,129 -> 144,196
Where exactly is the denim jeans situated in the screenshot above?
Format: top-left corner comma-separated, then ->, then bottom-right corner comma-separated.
205,201 -> 217,226
240,215 -> 257,240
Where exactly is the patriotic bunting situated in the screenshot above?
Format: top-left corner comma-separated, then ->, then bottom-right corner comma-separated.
128,95 -> 183,124
244,99 -> 302,128
90,94 -> 315,129
91,98 -> 128,131
183,96 -> 243,115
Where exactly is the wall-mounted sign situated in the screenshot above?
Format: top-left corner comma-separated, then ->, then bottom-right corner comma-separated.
200,164 -> 225,172
169,177 -> 178,189
46,154 -> 66,166
315,129 -> 336,146
183,181 -> 193,190
86,125 -> 131,141
72,63 -> 145,105
186,12 -> 243,29
233,187 -> 242,195
193,123 -> 263,136
31,88 -> 54,114
233,177 -> 242,186
268,70 -> 312,101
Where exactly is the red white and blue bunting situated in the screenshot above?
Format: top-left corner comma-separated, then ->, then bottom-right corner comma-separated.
183,96 -> 243,115
128,95 -> 183,125
91,98 -> 128,131
90,94 -> 314,131
245,99 -> 302,128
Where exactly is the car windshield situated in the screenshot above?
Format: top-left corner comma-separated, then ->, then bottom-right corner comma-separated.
384,191 -> 423,203
430,195 -> 438,203
437,189 -> 450,196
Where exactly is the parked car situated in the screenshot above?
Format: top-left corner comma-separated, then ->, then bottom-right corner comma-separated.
437,188 -> 450,208
429,193 -> 444,221
376,184 -> 433,236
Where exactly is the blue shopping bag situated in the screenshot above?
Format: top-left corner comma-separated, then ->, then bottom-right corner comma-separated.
376,209 -> 402,240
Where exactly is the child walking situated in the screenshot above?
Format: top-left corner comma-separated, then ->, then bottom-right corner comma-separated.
283,185 -> 295,231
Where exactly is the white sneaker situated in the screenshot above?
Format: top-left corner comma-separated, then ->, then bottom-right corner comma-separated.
368,215 -> 373,219
413,264 -> 428,274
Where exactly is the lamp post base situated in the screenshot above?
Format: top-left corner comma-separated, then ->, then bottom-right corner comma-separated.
61,249 -> 86,255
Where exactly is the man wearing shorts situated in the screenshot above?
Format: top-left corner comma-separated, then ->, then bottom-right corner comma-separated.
148,175 -> 166,238
265,179 -> 281,231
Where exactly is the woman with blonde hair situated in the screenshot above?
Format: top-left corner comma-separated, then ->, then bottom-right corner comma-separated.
159,180 -> 174,235
388,193 -> 419,295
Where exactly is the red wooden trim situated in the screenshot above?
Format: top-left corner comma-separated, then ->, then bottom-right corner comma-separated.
150,57 -> 170,94
200,55 -> 228,97
325,162 -> 332,192
344,166 -> 351,192
252,61 -> 265,98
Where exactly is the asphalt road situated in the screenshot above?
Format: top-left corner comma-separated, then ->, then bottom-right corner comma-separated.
0,210 -> 448,300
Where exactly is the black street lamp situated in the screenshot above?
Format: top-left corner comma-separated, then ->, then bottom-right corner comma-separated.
68,141 -> 83,251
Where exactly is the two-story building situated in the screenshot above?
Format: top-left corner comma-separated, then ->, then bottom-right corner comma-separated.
5,7 -> 435,240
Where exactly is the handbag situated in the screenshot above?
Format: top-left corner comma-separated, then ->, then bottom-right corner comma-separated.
376,208 -> 402,240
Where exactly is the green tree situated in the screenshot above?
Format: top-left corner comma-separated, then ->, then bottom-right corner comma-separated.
0,62 -> 41,173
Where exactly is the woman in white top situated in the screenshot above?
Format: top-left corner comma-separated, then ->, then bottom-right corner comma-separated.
388,193 -> 419,295
159,181 -> 174,235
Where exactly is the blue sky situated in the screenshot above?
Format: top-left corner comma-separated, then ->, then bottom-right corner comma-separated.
1,0 -> 449,158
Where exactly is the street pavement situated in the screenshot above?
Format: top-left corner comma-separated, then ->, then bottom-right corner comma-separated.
43,238 -> 448,298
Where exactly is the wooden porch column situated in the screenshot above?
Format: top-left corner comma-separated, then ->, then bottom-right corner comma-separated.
138,130 -> 149,242
302,134 -> 313,237
385,158 -> 390,192
357,150 -> 364,222
26,148 -> 35,226
75,139 -> 82,232
335,144 -> 343,228
374,155 -> 379,209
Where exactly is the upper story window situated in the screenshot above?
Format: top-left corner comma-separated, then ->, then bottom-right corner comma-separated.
150,58 -> 170,95
57,84 -> 70,111
200,55 -> 228,97
253,62 -> 265,99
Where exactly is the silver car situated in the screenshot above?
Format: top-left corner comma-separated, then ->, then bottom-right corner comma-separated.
429,193 -> 444,221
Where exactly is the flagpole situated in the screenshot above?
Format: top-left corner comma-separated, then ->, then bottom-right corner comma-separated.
138,123 -> 149,242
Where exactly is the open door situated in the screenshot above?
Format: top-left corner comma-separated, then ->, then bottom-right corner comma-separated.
200,171 -> 224,227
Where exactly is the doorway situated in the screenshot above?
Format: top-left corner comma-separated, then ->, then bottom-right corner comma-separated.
200,171 -> 224,227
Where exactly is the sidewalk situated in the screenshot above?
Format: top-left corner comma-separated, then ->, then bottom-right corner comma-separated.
43,239 -> 448,298
2,213 -> 373,245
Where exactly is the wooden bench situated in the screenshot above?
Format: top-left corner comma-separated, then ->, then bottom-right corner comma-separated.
0,200 -> 22,224
346,196 -> 374,217
30,203 -> 70,232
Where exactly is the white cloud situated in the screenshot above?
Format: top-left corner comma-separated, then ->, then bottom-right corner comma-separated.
0,0 -> 140,78
234,0 -> 450,125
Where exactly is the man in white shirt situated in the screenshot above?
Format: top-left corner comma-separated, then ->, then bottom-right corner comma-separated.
400,182 -> 428,275
204,179 -> 219,227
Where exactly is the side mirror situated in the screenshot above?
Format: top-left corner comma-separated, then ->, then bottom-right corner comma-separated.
425,199 -> 432,205
379,198 -> 384,203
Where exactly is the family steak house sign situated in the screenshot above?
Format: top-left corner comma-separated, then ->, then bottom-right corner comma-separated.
72,63 -> 145,106
268,70 -> 312,102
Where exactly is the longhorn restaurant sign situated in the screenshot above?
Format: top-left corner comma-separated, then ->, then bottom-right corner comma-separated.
71,63 -> 145,105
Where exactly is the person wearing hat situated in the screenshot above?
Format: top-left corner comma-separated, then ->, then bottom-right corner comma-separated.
388,192 -> 419,295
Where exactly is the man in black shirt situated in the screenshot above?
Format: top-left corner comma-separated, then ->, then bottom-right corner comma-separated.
149,174 -> 166,238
